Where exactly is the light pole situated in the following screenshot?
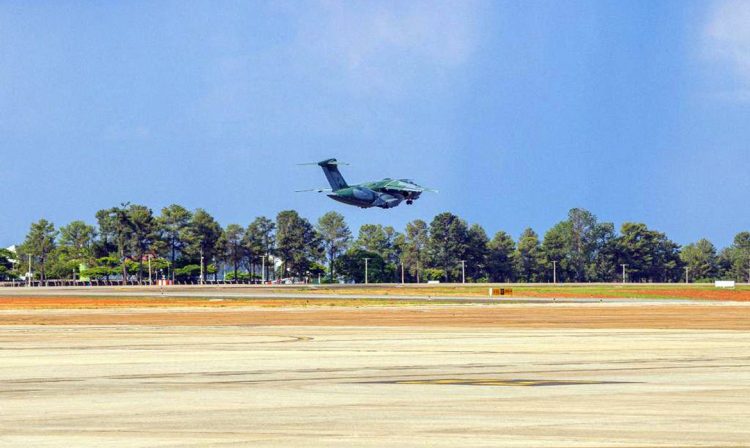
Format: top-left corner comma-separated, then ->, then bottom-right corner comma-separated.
460,260 -> 466,284
200,254 -> 205,285
552,260 -> 557,284
621,264 -> 628,284
148,255 -> 153,285
684,266 -> 690,284
401,262 -> 405,284
27,254 -> 32,287
261,255 -> 265,284
364,258 -> 370,285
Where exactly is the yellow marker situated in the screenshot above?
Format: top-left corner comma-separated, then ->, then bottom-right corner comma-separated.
489,288 -> 513,297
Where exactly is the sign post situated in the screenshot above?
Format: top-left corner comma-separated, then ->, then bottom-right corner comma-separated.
489,288 -> 513,298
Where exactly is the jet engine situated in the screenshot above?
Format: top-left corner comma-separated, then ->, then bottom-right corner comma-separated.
352,187 -> 377,201
374,193 -> 404,209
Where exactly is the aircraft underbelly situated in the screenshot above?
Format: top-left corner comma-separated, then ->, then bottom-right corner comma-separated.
328,194 -> 373,208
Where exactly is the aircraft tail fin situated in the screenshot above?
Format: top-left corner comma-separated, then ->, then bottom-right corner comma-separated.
317,158 -> 348,190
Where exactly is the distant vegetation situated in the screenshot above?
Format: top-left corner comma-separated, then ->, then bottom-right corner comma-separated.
2,205 -> 749,284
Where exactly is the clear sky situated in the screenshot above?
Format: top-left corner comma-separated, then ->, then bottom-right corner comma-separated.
2,0 -> 749,248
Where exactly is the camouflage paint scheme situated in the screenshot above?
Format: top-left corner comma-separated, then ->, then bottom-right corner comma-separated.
306,158 -> 434,209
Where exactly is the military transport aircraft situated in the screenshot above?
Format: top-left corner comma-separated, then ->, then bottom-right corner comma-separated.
297,158 -> 436,209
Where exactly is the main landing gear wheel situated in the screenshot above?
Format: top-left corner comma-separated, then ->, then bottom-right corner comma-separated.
406,200 -> 413,205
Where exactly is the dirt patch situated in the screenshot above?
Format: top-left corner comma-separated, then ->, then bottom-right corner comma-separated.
2,305 -> 750,330
0,297 -> 424,310
517,288 -> 750,301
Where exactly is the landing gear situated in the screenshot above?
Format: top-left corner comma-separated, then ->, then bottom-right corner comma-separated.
406,200 -> 413,205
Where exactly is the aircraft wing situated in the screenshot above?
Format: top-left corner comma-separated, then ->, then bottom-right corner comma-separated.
384,180 -> 438,193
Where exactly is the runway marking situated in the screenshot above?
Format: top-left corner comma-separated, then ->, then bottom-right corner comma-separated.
380,378 -> 630,387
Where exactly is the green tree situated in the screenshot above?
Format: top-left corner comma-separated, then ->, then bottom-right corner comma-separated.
355,224 -> 402,281
174,264 -> 201,281
383,226 -> 403,268
487,231 -> 515,282
722,232 -> 750,282
515,228 -> 543,282
18,219 -> 58,282
81,255 -> 120,280
717,247 -> 733,280
0,248 -> 15,281
427,212 -> 470,282
616,222 -> 682,282
403,219 -> 429,282
275,211 -> 320,279
157,204 -> 192,281
218,224 -> 246,282
541,208 -> 605,282
184,209 -> 222,283
241,224 -> 262,280
59,221 -> 96,260
243,216 -> 275,282
355,224 -> 392,258
127,204 -> 157,284
541,221 -> 572,282
567,208 -> 599,281
58,220 -> 97,278
334,249 -> 389,283
464,223 -> 489,281
392,232 -> 406,281
680,238 -> 718,282
316,211 -> 351,281
588,222 -> 618,281
96,204 -> 133,282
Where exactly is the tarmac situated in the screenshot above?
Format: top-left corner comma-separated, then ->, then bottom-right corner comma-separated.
2,317 -> 750,446
1,286 -> 749,446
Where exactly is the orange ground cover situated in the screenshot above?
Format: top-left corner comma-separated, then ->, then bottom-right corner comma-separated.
0,297 -> 314,309
517,288 -> 750,301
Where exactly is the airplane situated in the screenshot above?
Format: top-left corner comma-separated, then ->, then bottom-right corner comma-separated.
297,158 -> 436,209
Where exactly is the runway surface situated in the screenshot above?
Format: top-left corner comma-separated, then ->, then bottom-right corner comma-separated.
2,320 -> 750,446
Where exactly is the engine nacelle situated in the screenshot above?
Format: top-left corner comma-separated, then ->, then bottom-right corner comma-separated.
374,192 -> 404,209
352,187 -> 377,202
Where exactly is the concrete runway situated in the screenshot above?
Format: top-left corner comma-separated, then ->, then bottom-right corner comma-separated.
2,323 -> 749,447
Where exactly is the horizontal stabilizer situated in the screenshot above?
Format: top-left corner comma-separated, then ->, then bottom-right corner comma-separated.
297,160 -> 349,166
295,188 -> 333,193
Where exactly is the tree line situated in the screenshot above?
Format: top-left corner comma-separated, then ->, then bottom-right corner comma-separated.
2,205 -> 749,284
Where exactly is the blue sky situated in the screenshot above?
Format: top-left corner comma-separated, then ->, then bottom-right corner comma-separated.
1,0 -> 749,248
